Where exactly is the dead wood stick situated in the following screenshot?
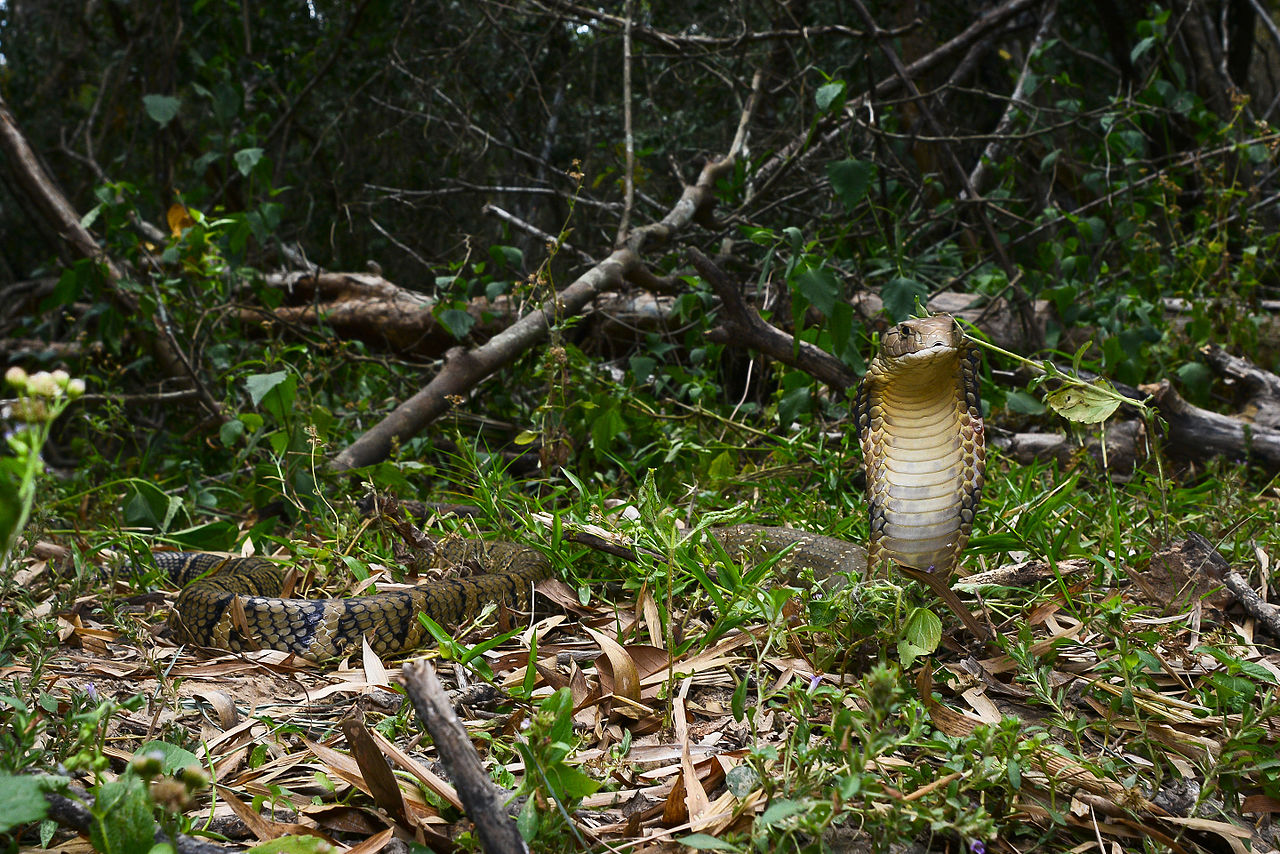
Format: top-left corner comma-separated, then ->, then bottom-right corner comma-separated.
40,784 -> 233,854
482,203 -> 594,264
1143,379 -> 1280,468
401,660 -> 527,854
331,133 -> 743,470
692,248 -> 857,391
1181,532 -> 1280,641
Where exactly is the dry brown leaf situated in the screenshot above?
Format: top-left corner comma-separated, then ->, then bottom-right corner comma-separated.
216,784 -> 331,842
192,690 -> 239,730
340,717 -> 409,826
586,625 -> 642,706
166,203 -> 195,236
366,725 -> 464,812
673,677 -> 711,824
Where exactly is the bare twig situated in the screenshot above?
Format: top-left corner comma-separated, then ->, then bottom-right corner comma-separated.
968,0 -> 1058,195
847,0 -> 1039,346
482,204 -> 594,265
616,0 -> 636,245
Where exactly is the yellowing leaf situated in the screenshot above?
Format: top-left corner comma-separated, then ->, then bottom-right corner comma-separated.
1045,380 -> 1121,424
167,203 -> 195,237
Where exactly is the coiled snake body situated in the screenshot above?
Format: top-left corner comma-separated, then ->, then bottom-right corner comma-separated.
156,315 -> 985,661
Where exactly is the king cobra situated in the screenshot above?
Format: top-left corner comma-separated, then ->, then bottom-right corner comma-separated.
153,314 -> 985,662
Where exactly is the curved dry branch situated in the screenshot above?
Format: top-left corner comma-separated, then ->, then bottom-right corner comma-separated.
330,152 -> 739,471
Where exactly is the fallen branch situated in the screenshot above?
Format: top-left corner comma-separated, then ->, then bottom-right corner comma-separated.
1174,532 -> 1280,641
693,248 -> 857,391
400,660 -> 527,854
330,103 -> 751,470
1143,379 -> 1280,468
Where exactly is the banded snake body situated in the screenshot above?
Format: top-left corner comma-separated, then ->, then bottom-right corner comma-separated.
155,314 -> 986,661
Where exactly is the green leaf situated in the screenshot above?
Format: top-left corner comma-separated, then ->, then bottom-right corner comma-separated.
167,521 -> 238,551
437,308 -> 476,339
245,371 -> 297,423
814,80 -> 846,112
142,95 -> 182,128
679,833 -> 742,851
0,774 -> 62,833
1004,390 -> 1046,415
881,276 -> 930,322
89,775 -> 154,854
707,450 -> 736,484
134,741 -> 201,775
793,266 -> 839,316
245,371 -> 289,407
246,837 -> 336,854
1175,361 -> 1212,403
759,797 -> 808,827
123,480 -> 183,532
1045,380 -> 1121,424
542,763 -> 601,799
517,795 -> 539,841
233,147 -> 264,176
489,244 -> 523,269
827,159 -> 875,210
219,418 -> 245,446
898,606 -> 942,668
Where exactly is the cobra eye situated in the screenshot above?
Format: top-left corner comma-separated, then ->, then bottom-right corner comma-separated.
898,324 -> 910,335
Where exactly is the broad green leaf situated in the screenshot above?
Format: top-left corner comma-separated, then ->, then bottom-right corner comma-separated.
814,80 -> 846,112
827,159 -> 875,210
542,763 -> 601,799
134,741 -> 201,775
679,833 -> 742,851
903,606 -> 942,652
489,244 -> 523,268
245,371 -> 289,406
793,266 -> 839,316
759,797 -> 808,827
89,775 -> 153,854
142,94 -> 181,128
167,521 -> 238,551
233,147 -> 264,176
725,763 -> 758,798
436,308 -> 476,338
246,837 -> 336,854
0,773 -> 62,833
898,606 -> 942,668
881,276 -> 929,322
1004,390 -> 1046,415
1045,381 -> 1121,423
219,418 -> 245,446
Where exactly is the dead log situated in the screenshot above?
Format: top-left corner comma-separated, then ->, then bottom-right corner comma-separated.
992,419 -> 1144,475
1200,342 -> 1280,429
251,271 -> 512,356
247,272 -> 682,358
1143,379 -> 1280,468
